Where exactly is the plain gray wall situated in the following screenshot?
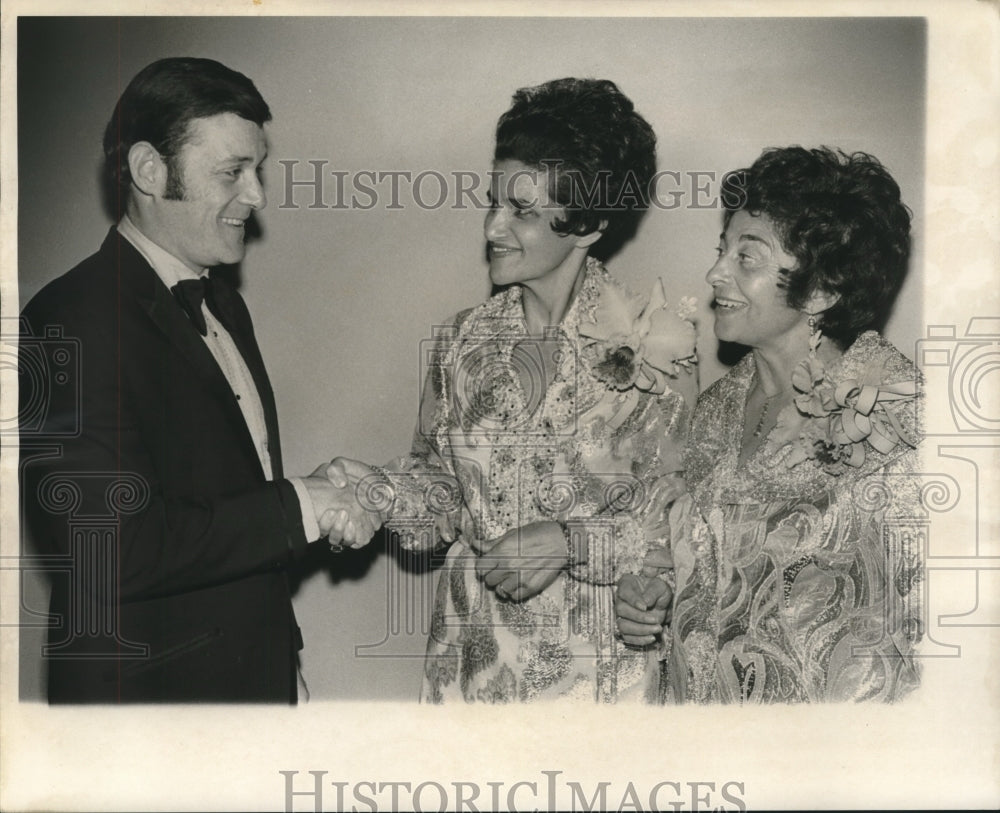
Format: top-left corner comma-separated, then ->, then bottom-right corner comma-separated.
17,16 -> 925,700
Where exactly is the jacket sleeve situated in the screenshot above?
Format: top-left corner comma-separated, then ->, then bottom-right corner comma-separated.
19,291 -> 309,604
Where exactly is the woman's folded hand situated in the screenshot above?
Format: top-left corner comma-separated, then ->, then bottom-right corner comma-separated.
474,520 -> 568,602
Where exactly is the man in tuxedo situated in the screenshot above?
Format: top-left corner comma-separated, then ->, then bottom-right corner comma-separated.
19,57 -> 374,703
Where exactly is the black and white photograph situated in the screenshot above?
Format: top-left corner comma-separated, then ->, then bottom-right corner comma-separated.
1,1 -> 997,810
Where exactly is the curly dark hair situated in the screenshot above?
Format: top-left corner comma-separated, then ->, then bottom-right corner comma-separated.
720,146 -> 912,347
103,57 -> 271,212
494,77 -> 657,260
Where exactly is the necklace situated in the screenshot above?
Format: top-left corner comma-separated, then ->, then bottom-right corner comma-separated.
749,387 -> 787,439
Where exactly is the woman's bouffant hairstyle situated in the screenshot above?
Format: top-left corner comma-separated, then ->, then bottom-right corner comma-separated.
494,77 -> 657,260
103,57 -> 271,211
720,146 -> 912,348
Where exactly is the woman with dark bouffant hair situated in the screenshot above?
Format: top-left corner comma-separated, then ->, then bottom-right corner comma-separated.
492,77 -> 658,262
617,146 -> 923,703
333,78 -> 697,702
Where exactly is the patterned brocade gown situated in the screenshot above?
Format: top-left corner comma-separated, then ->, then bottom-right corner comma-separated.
666,332 -> 923,703
381,260 -> 695,703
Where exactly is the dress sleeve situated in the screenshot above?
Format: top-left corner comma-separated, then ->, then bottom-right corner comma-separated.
568,365 -> 696,586
822,448 -> 923,701
365,320 -> 465,552
822,348 -> 924,701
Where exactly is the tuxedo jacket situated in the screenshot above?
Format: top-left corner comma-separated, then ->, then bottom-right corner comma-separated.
20,227 -> 309,703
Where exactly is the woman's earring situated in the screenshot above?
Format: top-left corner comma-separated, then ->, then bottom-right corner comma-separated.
807,313 -> 822,357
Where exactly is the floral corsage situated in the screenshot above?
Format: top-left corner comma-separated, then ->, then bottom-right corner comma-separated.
578,277 -> 697,395
769,332 -> 918,474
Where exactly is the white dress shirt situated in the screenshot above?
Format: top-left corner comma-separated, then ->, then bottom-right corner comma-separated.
117,216 -> 320,541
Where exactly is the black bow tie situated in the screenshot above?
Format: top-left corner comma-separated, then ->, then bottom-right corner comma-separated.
172,277 -> 236,337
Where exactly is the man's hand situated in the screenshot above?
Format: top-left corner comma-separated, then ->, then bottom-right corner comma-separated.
475,521 -> 568,602
303,461 -> 381,548
615,574 -> 672,646
325,457 -> 377,491
328,457 -> 458,547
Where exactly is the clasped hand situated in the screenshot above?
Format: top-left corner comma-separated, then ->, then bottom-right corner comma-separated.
615,575 -> 672,646
302,458 -> 384,548
615,544 -> 673,646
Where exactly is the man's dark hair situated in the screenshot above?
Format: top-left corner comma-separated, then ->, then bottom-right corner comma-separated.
103,57 -> 271,211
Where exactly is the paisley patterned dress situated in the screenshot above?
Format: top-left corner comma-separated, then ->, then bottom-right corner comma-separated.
380,259 -> 695,702
666,332 -> 923,703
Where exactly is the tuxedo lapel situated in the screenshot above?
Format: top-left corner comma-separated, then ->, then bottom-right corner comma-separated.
103,229 -> 269,477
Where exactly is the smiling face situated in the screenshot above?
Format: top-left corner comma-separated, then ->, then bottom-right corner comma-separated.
149,112 -> 267,271
484,160 -> 593,293
706,210 -> 810,352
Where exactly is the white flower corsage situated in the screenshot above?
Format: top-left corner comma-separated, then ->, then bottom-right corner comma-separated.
578,278 -> 697,395
770,344 -> 918,474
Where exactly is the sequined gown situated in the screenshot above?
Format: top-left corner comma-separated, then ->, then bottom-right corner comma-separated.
381,260 -> 694,702
666,332 -> 922,703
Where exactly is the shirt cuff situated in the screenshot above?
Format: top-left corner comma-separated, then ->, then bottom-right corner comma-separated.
288,477 -> 321,542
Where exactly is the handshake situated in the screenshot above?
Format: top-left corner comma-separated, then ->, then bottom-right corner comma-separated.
301,457 -> 387,549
